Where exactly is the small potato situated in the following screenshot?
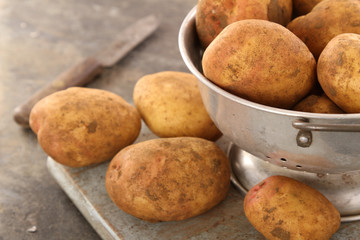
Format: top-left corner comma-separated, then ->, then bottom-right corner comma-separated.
317,33 -> 360,113
30,87 -> 141,167
196,0 -> 293,48
244,175 -> 341,240
133,71 -> 221,141
105,137 -> 231,222
287,0 -> 360,59
202,19 -> 316,109
293,94 -> 344,113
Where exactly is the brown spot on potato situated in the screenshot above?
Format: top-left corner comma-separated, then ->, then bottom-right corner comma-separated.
265,207 -> 277,213
146,189 -> 159,201
212,158 -> 221,172
87,120 -> 97,133
263,215 -> 270,221
116,170 -> 122,180
337,52 -> 344,66
329,86 -> 337,97
270,227 -> 290,240
351,20 -> 360,27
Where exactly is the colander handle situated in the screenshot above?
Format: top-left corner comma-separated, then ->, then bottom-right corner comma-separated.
292,119 -> 360,132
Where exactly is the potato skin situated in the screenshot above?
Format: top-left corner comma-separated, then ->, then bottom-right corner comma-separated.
30,87 -> 141,167
287,0 -> 360,59
133,71 -> 222,141
202,19 -> 316,109
105,137 -> 231,222
292,0 -> 323,16
317,33 -> 360,113
244,175 -> 341,240
293,94 -> 344,113
196,0 -> 293,48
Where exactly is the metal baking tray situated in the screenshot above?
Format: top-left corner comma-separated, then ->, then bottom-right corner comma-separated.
47,127 -> 360,239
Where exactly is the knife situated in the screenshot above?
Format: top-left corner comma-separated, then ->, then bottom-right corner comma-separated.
13,14 -> 159,128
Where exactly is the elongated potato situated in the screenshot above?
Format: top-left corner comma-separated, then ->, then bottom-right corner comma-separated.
133,71 -> 222,140
30,87 -> 141,167
317,33 -> 360,113
105,137 -> 231,222
244,175 -> 341,240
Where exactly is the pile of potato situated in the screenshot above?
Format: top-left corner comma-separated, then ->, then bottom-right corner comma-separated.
195,0 -> 351,238
198,0 -> 360,113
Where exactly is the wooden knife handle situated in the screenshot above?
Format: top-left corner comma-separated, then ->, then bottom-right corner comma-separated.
14,57 -> 103,128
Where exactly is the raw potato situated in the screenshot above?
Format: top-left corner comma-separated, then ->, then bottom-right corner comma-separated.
196,0 -> 293,48
202,19 -> 316,109
133,71 -> 222,140
293,94 -> 344,113
105,137 -> 231,222
317,33 -> 360,113
244,175 -> 341,240
287,0 -> 360,59
292,0 -> 323,16
30,87 -> 141,167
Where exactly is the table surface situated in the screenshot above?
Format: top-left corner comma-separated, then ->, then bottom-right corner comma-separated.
1,1 -> 360,240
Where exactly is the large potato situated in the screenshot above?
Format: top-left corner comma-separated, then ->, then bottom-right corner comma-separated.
105,137 -> 231,222
293,94 -> 344,113
287,0 -> 360,59
196,0 -> 293,48
317,33 -> 360,113
133,71 -> 222,140
244,175 -> 341,240
202,19 -> 316,109
30,87 -> 141,167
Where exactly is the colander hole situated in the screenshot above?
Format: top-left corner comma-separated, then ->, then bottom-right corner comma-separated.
280,158 -> 287,162
296,165 -> 302,168
266,156 -> 271,159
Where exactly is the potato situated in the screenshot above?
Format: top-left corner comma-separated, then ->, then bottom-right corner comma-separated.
293,94 -> 344,113
292,0 -> 323,16
196,0 -> 293,48
287,0 -> 360,59
317,33 -> 360,113
30,87 -> 141,167
244,175 -> 341,240
105,137 -> 231,222
133,71 -> 222,140
202,19 -> 316,109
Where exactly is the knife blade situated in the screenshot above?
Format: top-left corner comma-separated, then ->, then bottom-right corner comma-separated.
13,14 -> 159,128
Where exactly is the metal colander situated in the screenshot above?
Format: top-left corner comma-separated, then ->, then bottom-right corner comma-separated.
178,6 -> 360,222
